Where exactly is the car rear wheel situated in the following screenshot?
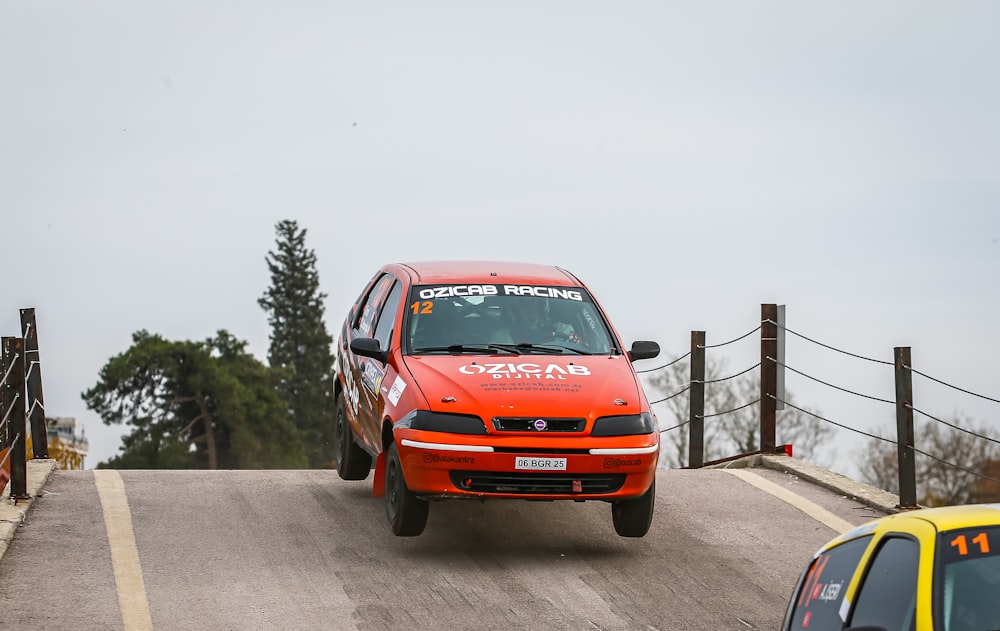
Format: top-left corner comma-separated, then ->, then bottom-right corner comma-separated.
611,479 -> 655,537
334,393 -> 372,480
384,442 -> 429,536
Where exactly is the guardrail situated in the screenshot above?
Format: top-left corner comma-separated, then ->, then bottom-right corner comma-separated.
1,308 -> 48,502
640,304 -> 1000,510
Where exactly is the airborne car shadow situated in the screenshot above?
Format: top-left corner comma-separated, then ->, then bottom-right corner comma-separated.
373,496 -> 643,562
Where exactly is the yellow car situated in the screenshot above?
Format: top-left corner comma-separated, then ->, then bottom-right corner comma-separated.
782,504 -> 1000,631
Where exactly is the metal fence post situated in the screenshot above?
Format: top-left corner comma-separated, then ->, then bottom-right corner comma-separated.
2,337 -> 29,500
894,346 -> 918,508
688,331 -> 705,468
0,340 -> 8,458
21,308 -> 48,459
760,304 -> 778,453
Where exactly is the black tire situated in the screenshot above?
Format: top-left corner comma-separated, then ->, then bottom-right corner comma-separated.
612,479 -> 655,537
384,442 -> 429,536
334,393 -> 372,480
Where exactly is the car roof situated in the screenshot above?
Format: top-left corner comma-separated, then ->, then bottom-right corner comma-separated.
395,261 -> 582,286
834,504 -> 1000,547
884,503 -> 1000,531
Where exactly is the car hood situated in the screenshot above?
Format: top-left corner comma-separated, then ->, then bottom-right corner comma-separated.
402,354 -> 645,419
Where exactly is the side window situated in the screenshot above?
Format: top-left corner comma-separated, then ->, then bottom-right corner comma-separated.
353,274 -> 393,338
371,281 -> 402,355
785,536 -> 871,631
849,536 -> 920,631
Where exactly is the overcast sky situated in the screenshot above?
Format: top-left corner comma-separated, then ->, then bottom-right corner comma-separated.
2,2 -> 998,476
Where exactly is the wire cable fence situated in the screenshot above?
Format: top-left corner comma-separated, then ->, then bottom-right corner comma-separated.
700,398 -> 761,419
771,396 -> 893,445
643,323 -> 763,421
702,362 -> 761,385
763,319 -> 893,366
701,325 -> 761,349
2,309 -> 51,501
0,354 -> 16,436
646,326 -> 762,423
905,365 -> 1000,405
635,350 -> 691,374
907,405 -> 1000,446
0,434 -> 20,472
0,348 -> 20,454
767,317 -> 1000,505
649,384 -> 690,406
641,323 -> 770,470
641,305 -> 1000,505
1,338 -> 28,499
767,357 -> 896,405
774,395 -> 1000,488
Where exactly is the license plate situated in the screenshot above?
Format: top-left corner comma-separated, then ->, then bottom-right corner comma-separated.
515,457 -> 567,471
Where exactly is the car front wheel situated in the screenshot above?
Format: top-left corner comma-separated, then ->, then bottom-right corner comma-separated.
334,393 -> 372,480
384,442 -> 429,536
611,479 -> 655,537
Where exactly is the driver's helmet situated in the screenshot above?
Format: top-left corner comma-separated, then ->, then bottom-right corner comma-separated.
515,297 -> 550,332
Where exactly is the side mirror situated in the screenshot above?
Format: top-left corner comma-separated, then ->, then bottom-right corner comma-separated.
627,341 -> 660,362
350,337 -> 388,363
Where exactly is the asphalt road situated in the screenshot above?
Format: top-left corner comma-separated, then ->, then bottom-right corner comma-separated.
0,466 -> 889,631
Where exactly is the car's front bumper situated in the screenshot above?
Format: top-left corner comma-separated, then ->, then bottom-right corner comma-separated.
393,428 -> 658,501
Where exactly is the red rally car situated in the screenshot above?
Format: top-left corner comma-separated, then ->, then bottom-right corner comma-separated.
333,261 -> 661,537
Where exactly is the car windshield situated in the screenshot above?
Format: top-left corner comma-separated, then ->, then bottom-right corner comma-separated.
935,525 -> 1000,631
406,283 -> 616,355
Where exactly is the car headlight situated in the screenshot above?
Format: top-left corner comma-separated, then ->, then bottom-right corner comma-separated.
591,413 -> 655,436
398,410 -> 488,435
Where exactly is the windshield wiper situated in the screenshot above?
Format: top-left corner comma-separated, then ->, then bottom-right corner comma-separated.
483,343 -> 522,355
513,343 -> 582,355
411,344 -> 520,355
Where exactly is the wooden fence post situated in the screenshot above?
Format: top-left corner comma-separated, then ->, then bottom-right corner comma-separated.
894,346 -> 918,508
2,337 -> 29,500
688,331 -> 705,468
21,308 -> 48,459
760,304 -> 778,453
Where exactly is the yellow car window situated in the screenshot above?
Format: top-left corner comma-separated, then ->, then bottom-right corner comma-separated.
849,536 -> 919,630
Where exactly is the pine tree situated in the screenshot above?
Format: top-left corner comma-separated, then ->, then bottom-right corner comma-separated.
258,220 -> 336,468
84,330 -> 308,469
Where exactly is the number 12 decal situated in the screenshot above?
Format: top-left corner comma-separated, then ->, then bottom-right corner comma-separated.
410,301 -> 433,314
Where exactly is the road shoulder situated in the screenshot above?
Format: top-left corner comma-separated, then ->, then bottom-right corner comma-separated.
0,459 -> 60,563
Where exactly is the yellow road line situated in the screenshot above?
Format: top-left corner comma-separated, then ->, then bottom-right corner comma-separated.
724,469 -> 854,534
94,470 -> 154,631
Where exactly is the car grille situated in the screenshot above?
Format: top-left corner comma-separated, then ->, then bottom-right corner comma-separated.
491,417 -> 586,432
450,471 -> 626,495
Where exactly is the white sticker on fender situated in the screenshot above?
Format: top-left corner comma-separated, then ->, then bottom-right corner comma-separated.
387,376 -> 406,406
515,457 -> 567,471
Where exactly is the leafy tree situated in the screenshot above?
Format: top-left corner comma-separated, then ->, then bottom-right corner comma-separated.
972,460 -> 1000,504
258,219 -> 336,468
644,356 -> 833,468
856,415 -> 1000,506
84,330 -> 307,469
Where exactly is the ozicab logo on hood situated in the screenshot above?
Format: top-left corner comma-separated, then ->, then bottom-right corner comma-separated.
459,362 -> 591,380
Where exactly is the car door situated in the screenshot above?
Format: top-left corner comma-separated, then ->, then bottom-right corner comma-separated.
347,272 -> 403,453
